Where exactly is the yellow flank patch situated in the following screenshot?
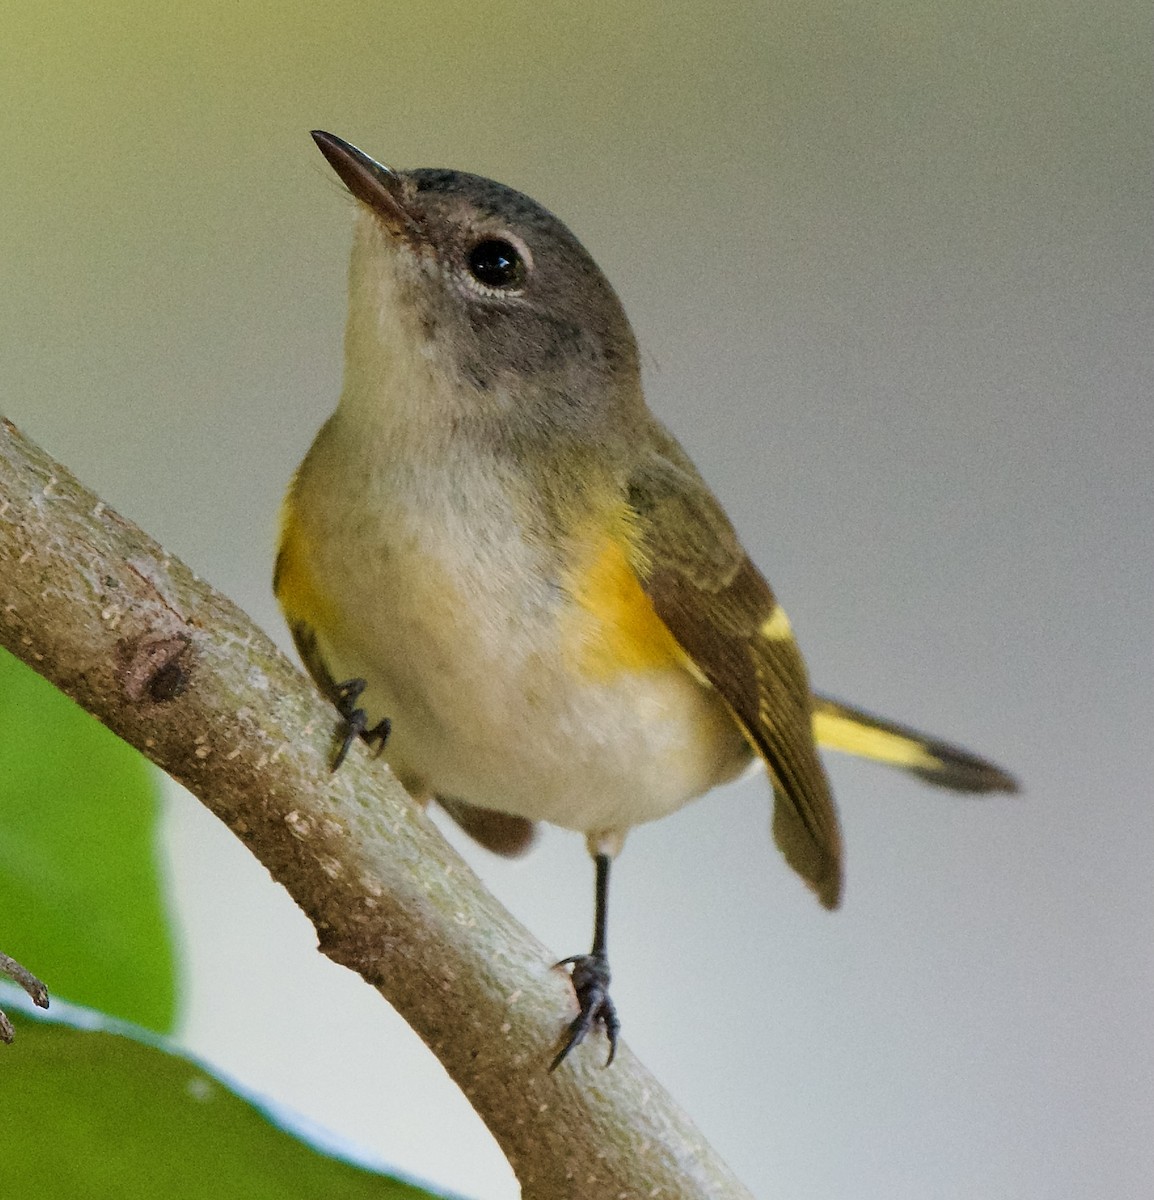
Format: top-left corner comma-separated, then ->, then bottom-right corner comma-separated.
274,506 -> 339,633
812,708 -> 941,772
563,510 -> 683,680
759,604 -> 793,641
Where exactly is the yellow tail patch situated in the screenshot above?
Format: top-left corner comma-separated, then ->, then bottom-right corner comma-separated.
812,704 -> 941,773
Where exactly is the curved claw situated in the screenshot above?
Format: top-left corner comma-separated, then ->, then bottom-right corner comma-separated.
550,952 -> 619,1070
331,678 -> 391,770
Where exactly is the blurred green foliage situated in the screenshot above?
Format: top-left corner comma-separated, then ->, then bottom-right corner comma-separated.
1,1008 -> 442,1199
0,647 -> 177,1032
0,648 -> 456,1196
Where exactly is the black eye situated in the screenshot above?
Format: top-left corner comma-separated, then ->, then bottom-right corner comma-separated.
467,238 -> 526,289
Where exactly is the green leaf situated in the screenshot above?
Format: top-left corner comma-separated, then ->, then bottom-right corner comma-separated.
0,648 -> 176,1032
0,998 -> 450,1198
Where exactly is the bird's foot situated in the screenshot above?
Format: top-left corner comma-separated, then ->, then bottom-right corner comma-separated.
550,952 -> 619,1070
331,678 -> 391,770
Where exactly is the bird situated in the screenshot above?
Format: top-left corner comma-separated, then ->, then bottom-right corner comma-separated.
276,130 -> 1017,1070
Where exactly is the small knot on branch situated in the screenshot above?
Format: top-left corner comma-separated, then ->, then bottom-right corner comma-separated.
119,633 -> 193,703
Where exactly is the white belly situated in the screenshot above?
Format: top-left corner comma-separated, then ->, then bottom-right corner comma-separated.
296,459 -> 749,840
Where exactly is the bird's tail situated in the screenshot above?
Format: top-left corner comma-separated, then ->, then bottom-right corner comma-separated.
810,695 -> 1018,794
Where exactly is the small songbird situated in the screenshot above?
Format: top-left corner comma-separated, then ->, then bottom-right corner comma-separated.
277,131 -> 1017,1069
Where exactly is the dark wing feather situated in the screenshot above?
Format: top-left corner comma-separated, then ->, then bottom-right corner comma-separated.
434,797 -> 539,857
283,614 -> 343,705
628,442 -> 843,908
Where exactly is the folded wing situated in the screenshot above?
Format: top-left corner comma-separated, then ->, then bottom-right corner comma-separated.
627,443 -> 843,909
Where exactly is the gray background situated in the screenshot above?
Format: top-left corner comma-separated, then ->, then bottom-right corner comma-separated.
2,2 -> 1150,1197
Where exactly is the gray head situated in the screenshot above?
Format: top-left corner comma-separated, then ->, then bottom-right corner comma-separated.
312,132 -> 641,440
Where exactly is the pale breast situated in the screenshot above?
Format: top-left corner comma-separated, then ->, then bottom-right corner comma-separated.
283,438 -> 750,838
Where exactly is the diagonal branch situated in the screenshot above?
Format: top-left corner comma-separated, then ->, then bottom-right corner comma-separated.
0,417 -> 754,1200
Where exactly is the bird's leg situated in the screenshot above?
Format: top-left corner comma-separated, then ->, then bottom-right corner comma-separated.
331,678 -> 391,770
550,852 -> 619,1070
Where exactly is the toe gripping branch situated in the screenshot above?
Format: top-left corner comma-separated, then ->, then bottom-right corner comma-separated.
551,853 -> 619,1070
331,678 -> 391,771
551,951 -> 619,1071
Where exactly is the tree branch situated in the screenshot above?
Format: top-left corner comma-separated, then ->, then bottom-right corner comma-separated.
0,417 -> 754,1200
0,950 -> 50,1042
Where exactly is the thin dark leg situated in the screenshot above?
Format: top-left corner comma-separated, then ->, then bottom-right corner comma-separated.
331,678 -> 391,770
550,853 -> 620,1070
590,851 -> 610,959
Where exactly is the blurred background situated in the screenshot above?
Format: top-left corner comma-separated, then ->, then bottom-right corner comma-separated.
2,2 -> 1150,1197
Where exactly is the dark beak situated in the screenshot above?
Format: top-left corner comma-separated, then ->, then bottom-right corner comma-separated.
311,131 -> 421,238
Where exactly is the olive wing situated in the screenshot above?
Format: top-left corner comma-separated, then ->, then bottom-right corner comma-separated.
628,448 -> 843,908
